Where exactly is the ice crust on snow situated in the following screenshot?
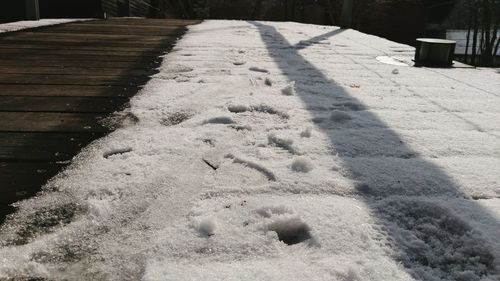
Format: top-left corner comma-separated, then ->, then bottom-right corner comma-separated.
1,20 -> 500,281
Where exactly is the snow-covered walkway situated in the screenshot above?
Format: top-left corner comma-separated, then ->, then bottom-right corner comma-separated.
1,20 -> 499,281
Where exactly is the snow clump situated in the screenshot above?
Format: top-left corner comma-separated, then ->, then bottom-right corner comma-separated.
300,127 -> 312,138
281,82 -> 296,96
195,217 -> 218,237
291,157 -> 314,173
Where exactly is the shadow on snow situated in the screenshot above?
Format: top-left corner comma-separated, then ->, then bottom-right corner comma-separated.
251,21 -> 499,281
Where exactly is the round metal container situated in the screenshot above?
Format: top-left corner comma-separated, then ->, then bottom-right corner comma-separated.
414,38 -> 456,67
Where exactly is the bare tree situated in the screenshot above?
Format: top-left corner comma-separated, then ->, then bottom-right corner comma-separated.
465,0 -> 499,66
340,0 -> 353,28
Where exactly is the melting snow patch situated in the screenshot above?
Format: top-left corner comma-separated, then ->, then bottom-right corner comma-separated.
101,111 -> 140,130
1,197 -> 84,246
376,56 -> 409,67
161,112 -> 192,126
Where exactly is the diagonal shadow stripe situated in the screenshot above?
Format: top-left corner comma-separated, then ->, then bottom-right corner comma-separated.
251,21 -> 499,280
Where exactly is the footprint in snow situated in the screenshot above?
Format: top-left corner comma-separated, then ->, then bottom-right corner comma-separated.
268,216 -> 312,245
249,66 -> 269,73
227,104 -> 289,119
254,206 -> 314,246
225,154 -> 276,181
268,133 -> 299,155
331,101 -> 366,111
264,77 -> 273,86
202,116 -> 235,125
3,199 -> 84,246
330,110 -> 352,122
161,112 -> 192,126
376,199 -> 496,280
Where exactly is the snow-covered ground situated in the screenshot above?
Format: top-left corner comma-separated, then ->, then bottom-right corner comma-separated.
1,20 -> 499,281
0,19 -> 91,34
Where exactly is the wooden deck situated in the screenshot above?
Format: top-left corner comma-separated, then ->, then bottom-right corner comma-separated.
0,18 -> 199,223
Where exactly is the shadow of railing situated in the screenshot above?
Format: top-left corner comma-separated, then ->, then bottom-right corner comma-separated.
251,22 -> 499,280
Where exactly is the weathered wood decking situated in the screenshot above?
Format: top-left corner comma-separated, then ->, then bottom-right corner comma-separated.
0,18 -> 199,223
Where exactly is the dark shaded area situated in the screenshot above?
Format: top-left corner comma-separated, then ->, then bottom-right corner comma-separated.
1,0 -> 463,48
359,1 -> 427,46
39,0 -> 101,18
0,1 -> 26,23
252,21 -> 499,280
0,19 -> 200,224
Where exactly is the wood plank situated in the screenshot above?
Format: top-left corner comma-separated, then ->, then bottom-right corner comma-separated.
0,38 -> 176,48
0,66 -> 155,77
0,47 -> 161,58
0,43 -> 165,53
0,205 -> 15,224
0,73 -> 148,86
0,84 -> 137,97
37,25 -> 186,36
0,132 -> 103,161
0,112 -> 109,133
0,53 -> 161,63
0,96 -> 128,113
80,19 -> 201,26
5,32 -> 178,42
63,21 -> 193,28
0,162 -> 65,204
0,59 -> 157,68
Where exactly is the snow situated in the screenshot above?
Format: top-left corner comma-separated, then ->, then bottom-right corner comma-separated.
291,157 -> 314,173
281,82 -> 296,96
376,55 -> 409,66
1,20 -> 500,281
0,19 -> 92,34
